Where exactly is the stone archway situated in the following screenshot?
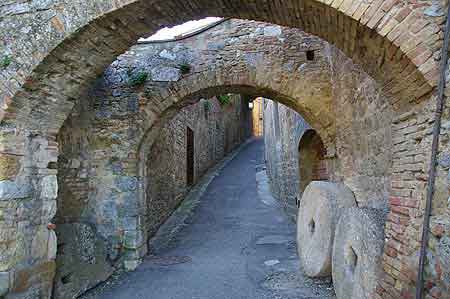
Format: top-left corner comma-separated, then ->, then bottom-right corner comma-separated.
0,8 -> 444,298
0,0 -> 439,132
45,22 -> 338,299
117,20 -> 442,298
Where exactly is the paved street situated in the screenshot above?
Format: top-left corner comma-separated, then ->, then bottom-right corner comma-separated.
83,139 -> 335,299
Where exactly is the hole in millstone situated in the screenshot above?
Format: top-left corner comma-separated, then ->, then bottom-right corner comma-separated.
61,273 -> 73,284
346,246 -> 358,274
306,50 -> 315,61
308,219 -> 316,234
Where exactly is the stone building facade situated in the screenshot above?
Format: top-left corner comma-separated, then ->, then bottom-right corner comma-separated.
1,13 -> 450,299
252,98 -> 264,137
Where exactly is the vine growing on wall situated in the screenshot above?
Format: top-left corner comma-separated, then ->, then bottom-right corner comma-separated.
128,70 -> 148,86
1,55 -> 12,69
178,62 -> 191,75
218,94 -> 232,106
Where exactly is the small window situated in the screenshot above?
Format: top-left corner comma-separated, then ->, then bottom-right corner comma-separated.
306,50 -> 315,61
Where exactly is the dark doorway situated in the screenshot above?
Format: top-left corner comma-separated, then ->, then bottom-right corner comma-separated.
298,130 -> 328,194
187,127 -> 195,186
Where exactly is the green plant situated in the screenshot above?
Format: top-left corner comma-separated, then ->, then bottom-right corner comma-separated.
179,62 -> 191,75
218,94 -> 231,106
1,55 -> 12,69
128,71 -> 148,86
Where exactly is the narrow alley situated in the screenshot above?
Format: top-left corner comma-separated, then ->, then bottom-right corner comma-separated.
82,139 -> 335,299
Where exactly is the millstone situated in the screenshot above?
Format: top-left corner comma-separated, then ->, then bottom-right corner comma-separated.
332,207 -> 385,299
297,181 -> 356,277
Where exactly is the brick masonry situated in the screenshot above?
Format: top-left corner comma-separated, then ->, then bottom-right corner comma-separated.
263,35 -> 450,298
0,0 -> 442,132
0,15 -> 449,299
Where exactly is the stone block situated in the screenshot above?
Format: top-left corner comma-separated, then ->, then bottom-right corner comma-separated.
159,49 -> 176,60
438,236 -> 450,288
114,176 -> 138,192
118,192 -> 139,217
0,239 -> 17,272
53,223 -> 113,299
12,261 -> 56,293
41,200 -> 57,222
31,227 -> 50,260
124,259 -> 141,272
40,175 -> 58,199
123,216 -> 138,231
151,67 -> 180,82
263,26 -> 282,37
0,155 -> 20,181
0,180 -> 31,200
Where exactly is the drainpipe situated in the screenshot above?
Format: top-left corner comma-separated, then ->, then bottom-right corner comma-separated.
416,4 -> 450,299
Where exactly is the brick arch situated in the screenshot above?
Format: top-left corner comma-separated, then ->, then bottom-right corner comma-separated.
0,0 -> 441,133
297,129 -> 329,195
135,83 -> 336,269
46,25 -> 338,294
137,81 -> 335,152
135,74 -> 337,225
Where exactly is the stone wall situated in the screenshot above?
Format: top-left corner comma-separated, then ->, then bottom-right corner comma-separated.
264,100 -> 310,218
264,43 -> 394,218
330,45 -> 394,212
54,90 -> 250,298
0,21 -> 339,299
1,0 -> 439,134
53,93 -> 112,299
1,16 -> 449,299
261,38 -> 450,298
145,95 -> 251,240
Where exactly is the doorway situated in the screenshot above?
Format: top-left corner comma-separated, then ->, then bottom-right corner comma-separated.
187,126 -> 195,186
298,130 -> 328,194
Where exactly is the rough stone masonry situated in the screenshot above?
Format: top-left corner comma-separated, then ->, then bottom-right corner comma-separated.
0,4 -> 450,298
54,88 -> 251,298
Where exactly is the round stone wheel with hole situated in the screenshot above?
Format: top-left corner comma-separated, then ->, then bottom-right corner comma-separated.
332,207 -> 385,299
297,181 -> 356,277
